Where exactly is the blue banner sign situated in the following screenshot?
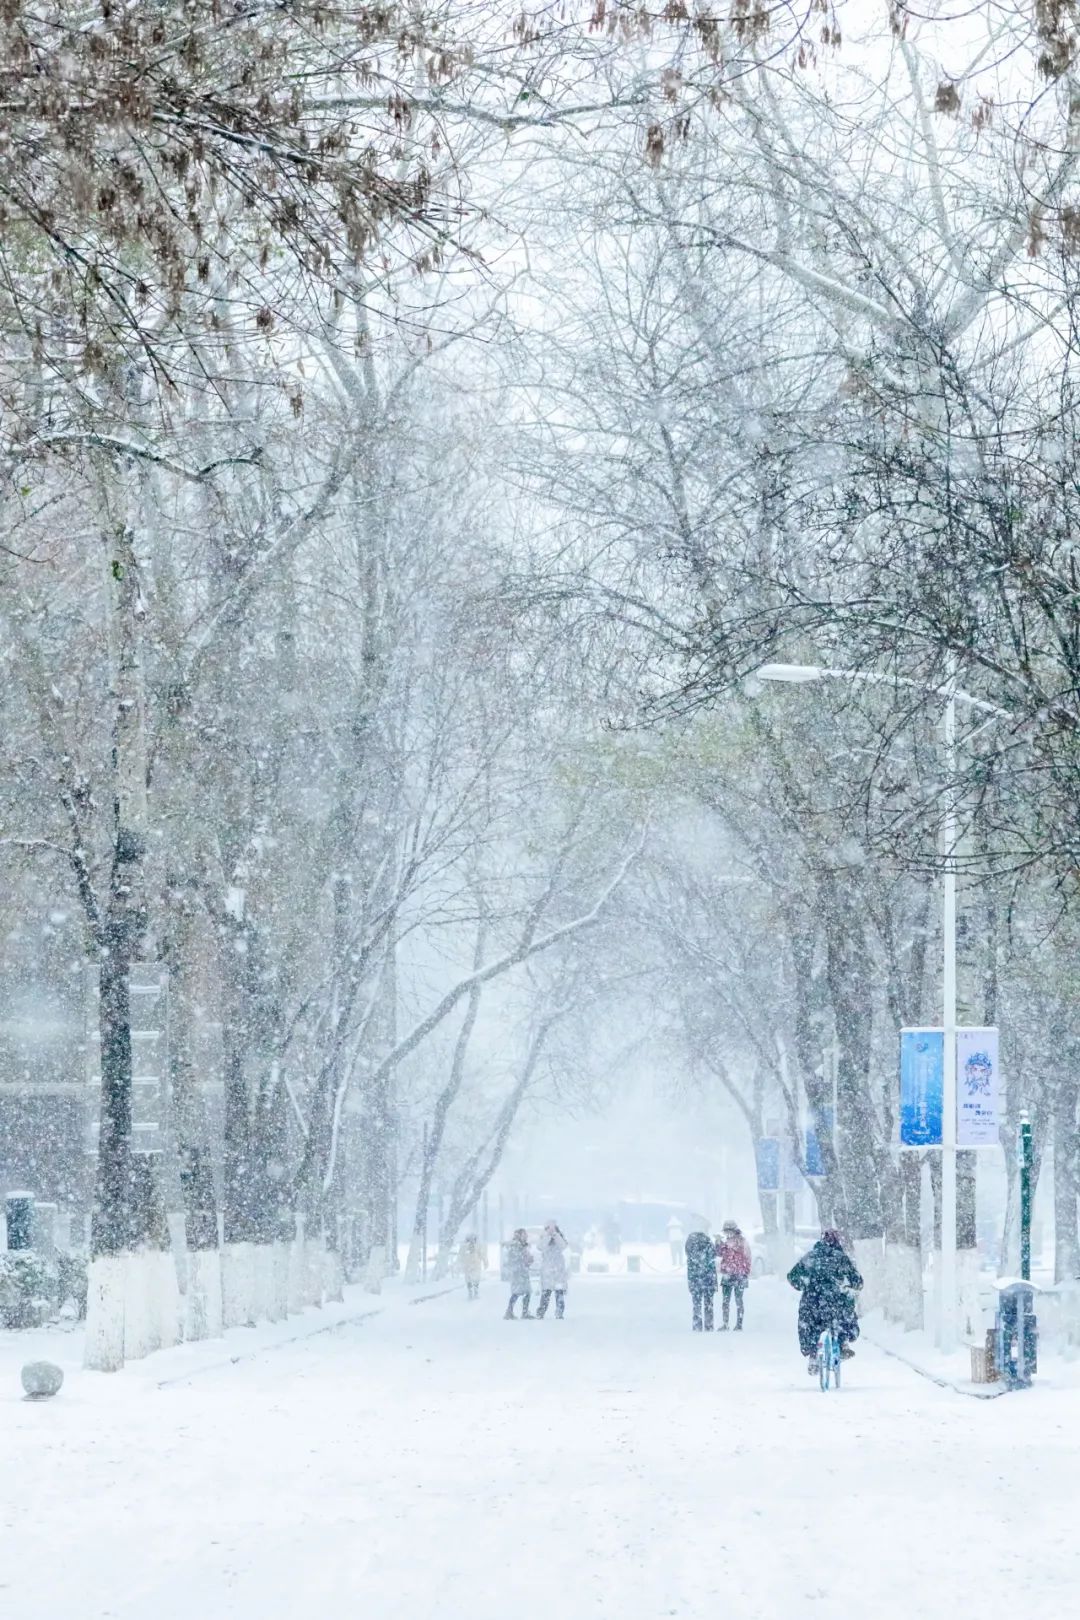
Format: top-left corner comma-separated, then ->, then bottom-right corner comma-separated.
900,1029 -> 944,1147
805,1108 -> 834,1178
755,1138 -> 780,1192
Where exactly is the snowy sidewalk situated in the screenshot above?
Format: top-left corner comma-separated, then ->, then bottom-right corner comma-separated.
4,1275 -> 1079,1620
0,1275 -> 458,1395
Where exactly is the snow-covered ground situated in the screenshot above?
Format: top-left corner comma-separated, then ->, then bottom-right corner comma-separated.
3,1274 -> 1078,1619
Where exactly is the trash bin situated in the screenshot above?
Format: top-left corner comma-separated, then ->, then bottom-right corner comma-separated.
627,1254 -> 641,1274
994,1279 -> 1039,1389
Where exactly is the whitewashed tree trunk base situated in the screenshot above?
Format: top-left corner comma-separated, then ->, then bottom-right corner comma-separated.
185,1250 -> 223,1342
883,1241 -> 923,1330
287,1219 -> 307,1313
853,1238 -> 886,1316
253,1243 -> 275,1323
403,1235 -> 422,1284
167,1212 -> 189,1296
221,1242 -> 256,1328
123,1250 -> 159,1360
303,1237 -> 325,1307
84,1255 -> 128,1371
149,1248 -> 182,1350
270,1242 -> 290,1321
1056,1282 -> 1080,1359
927,1249 -> 943,1345
364,1244 -> 386,1295
323,1245 -> 345,1303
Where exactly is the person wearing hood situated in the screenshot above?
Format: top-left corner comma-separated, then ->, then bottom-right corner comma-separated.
459,1234 -> 486,1301
787,1229 -> 863,1372
536,1222 -> 569,1319
504,1229 -> 535,1319
684,1228 -> 718,1331
715,1220 -> 751,1330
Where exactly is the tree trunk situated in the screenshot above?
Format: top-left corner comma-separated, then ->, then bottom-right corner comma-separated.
164,878 -> 213,1247
955,1148 -> 981,1341
405,926 -> 486,1281
786,918 -> 844,1226
1054,1070 -> 1080,1281
91,517 -> 151,1262
85,509 -> 157,1372
821,874 -> 883,1240
434,1019 -> 554,1263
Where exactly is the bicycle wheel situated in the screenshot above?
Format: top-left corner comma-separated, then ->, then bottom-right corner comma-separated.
818,1331 -> 831,1391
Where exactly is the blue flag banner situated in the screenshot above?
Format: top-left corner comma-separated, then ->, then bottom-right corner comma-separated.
755,1138 -> 780,1192
900,1029 -> 944,1147
781,1137 -> 803,1193
805,1108 -> 834,1178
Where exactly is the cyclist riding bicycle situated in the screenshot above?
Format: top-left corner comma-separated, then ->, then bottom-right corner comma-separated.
787,1229 -> 863,1375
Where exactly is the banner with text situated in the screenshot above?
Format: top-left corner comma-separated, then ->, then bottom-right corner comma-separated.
900,1028 -> 944,1147
956,1027 -> 1002,1148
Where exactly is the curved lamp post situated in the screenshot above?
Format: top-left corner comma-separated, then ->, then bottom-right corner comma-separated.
751,661 -> 1009,1352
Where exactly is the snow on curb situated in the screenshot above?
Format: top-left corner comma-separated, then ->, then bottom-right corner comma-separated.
408,1283 -> 463,1305
154,1297 -> 386,1387
864,1330 -> 1007,1400
1,1275 -> 472,1403
156,1281 -> 464,1384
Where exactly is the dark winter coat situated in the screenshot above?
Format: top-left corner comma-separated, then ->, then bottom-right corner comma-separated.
507,1239 -> 534,1293
684,1231 -> 718,1294
788,1238 -> 862,1354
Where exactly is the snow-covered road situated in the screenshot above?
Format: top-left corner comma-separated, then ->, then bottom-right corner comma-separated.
4,1275 -> 1078,1620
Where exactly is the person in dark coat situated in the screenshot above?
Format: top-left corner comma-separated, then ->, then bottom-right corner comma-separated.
787,1229 -> 863,1370
684,1229 -> 718,1331
504,1229 -> 535,1319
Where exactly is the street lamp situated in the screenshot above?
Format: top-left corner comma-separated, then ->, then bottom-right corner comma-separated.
752,660 -> 1008,1352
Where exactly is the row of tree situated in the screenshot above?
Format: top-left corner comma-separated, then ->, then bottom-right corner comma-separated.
3,2 -> 1080,1362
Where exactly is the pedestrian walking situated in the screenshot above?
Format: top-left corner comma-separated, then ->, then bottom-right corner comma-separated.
536,1222 -> 569,1318
459,1234 -> 486,1301
667,1213 -> 684,1267
715,1219 -> 751,1330
504,1228 -> 535,1319
684,1228 -> 718,1331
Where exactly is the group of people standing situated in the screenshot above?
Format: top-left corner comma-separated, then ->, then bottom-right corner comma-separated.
468,1214 -> 863,1372
684,1220 -> 752,1331
504,1223 -> 569,1319
681,1219 -> 864,1367
458,1224 -> 571,1318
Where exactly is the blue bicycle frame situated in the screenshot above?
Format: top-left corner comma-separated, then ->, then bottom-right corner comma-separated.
817,1320 -> 842,1391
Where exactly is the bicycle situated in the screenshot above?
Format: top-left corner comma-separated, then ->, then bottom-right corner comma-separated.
815,1319 -> 843,1391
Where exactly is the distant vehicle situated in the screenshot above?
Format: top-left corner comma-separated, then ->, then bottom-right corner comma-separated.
750,1226 -> 821,1278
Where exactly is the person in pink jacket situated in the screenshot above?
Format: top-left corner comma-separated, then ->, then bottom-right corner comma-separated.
715,1220 -> 752,1331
